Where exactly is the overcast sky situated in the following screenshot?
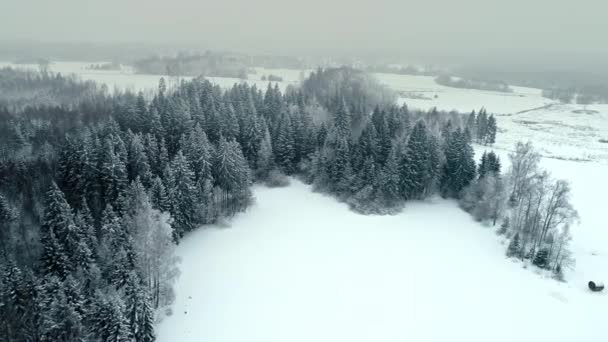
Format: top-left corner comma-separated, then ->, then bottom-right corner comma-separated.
2,0 -> 607,66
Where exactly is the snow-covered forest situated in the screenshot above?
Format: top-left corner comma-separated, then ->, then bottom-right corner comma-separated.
0,66 -> 579,341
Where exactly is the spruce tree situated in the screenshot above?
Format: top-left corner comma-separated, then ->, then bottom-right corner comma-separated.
487,114 -> 497,145
440,129 -> 476,198
507,233 -> 521,258
150,177 -> 170,212
90,291 -> 132,342
40,183 -> 75,278
403,121 -> 432,199
274,113 -> 296,174
124,273 -> 155,342
168,151 -> 197,241
533,248 -> 549,268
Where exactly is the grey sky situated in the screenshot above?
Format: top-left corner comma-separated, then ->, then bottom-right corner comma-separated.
2,0 -> 607,66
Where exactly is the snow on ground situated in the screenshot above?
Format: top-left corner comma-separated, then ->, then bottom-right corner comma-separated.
476,146 -> 608,287
0,61 -> 294,93
156,180 -> 606,342
372,72 -> 608,164
375,72 -> 551,114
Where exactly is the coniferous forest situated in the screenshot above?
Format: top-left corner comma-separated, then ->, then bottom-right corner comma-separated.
0,67 -> 577,341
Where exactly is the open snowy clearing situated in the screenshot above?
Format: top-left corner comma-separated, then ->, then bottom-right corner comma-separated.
156,180 -> 606,342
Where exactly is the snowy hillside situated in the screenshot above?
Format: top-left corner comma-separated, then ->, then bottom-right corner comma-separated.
156,180 -> 606,342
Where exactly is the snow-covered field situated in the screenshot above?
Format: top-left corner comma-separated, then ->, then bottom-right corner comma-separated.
0,61 -> 297,93
156,180 -> 606,342
372,72 -> 608,164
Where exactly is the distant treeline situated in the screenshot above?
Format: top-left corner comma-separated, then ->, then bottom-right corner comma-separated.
456,67 -> 608,104
0,67 -> 100,109
365,64 -> 441,76
435,75 -> 513,93
86,62 -> 121,71
133,52 -> 250,78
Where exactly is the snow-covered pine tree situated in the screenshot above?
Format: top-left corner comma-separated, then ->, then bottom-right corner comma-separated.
533,248 -> 549,269
403,120 -> 432,199
486,114 -> 497,145
182,123 -> 214,183
168,150 -> 197,241
150,177 -> 170,213
440,128 -> 476,198
507,233 -> 521,258
40,183 -> 77,278
274,112 -> 296,174
124,273 -> 155,342
39,276 -> 87,342
90,291 -> 132,342
127,133 -> 153,187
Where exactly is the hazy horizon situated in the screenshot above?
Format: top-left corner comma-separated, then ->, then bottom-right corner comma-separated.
2,0 -> 608,69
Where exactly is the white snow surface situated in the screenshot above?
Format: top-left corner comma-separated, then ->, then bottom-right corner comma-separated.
0,61 -> 295,93
156,180 -> 606,342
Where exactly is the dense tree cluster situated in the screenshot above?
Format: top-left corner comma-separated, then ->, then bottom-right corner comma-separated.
0,67 -> 100,109
435,74 -> 513,93
464,108 -> 497,145
459,143 -> 577,279
0,66 -> 514,340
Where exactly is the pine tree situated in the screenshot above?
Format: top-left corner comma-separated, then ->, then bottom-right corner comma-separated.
255,120 -> 274,180
377,149 -> 402,207
98,204 -> 133,288
533,248 -> 549,268
317,100 -> 353,194
0,193 -> 17,256
497,217 -> 509,235
219,102 -> 240,140
124,273 -> 155,342
486,114 -> 497,145
403,121 -> 432,199
476,108 -> 488,144
127,133 -> 153,187
507,233 -> 521,258
274,113 -> 296,173
150,177 -> 170,212
40,183 -> 75,278
90,291 -> 132,342
0,264 -> 39,342
182,124 -> 214,183
478,151 -> 501,179
168,151 -> 197,241
164,97 -> 193,155
39,276 -> 87,342
213,136 -> 252,215
440,129 -> 476,198
99,137 -> 128,210
58,136 -> 88,206
466,110 -> 476,139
